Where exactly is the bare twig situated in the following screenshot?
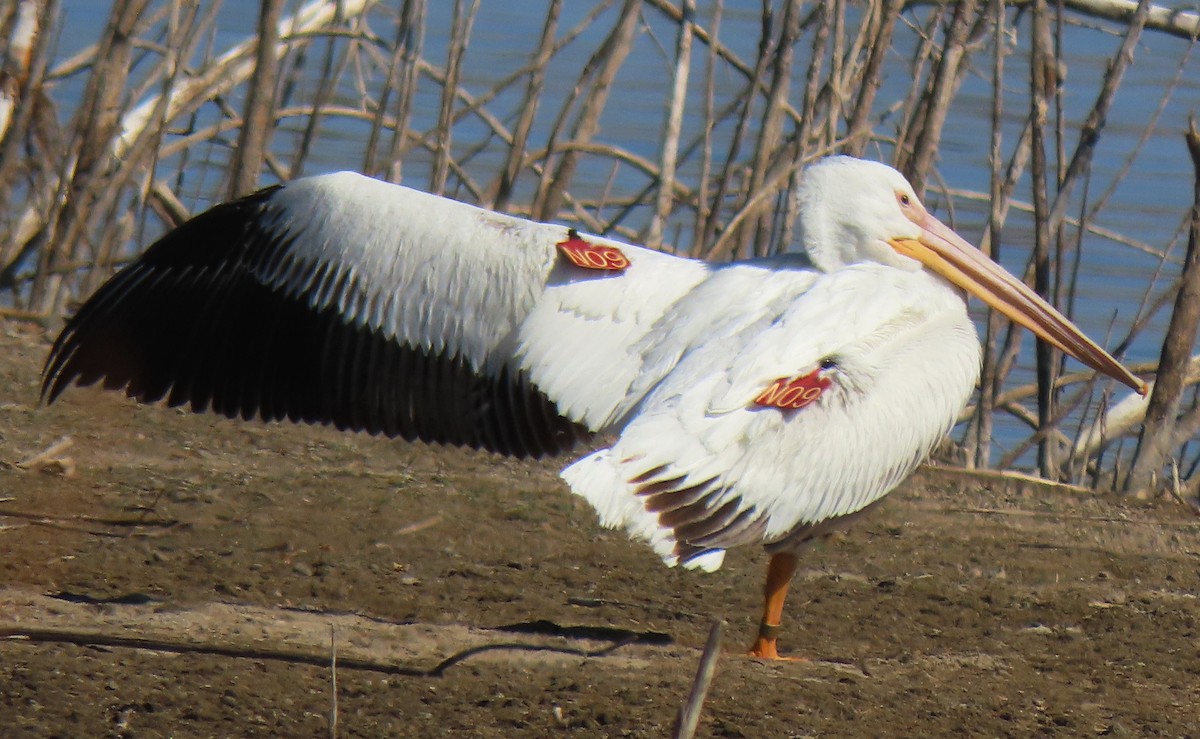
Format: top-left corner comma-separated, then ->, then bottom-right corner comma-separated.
230,0 -> 284,197
647,0 -> 693,249
329,625 -> 338,739
672,620 -> 722,739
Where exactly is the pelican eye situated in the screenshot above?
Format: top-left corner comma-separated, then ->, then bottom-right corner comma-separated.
897,192 -> 912,207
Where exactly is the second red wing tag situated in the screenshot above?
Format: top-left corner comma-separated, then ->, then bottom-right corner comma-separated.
753,370 -> 831,410
557,234 -> 629,271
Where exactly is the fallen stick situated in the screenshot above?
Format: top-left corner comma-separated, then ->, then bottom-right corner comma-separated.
672,620 -> 722,739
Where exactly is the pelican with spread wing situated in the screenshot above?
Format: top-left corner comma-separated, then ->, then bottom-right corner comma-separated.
43,156 -> 1144,658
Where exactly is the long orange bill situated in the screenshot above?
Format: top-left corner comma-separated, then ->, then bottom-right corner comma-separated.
890,211 -> 1146,396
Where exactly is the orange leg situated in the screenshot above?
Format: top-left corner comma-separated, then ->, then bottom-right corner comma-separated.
747,552 -> 799,659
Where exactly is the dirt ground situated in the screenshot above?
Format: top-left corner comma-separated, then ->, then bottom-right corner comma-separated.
1,321 -> 1198,738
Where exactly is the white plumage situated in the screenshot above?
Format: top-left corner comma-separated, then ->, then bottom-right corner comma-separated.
42,156 -> 1143,659
563,259 -> 981,572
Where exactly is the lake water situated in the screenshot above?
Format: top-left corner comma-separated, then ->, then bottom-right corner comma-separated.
47,1 -> 1200,467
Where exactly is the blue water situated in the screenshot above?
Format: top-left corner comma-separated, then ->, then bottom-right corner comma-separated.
47,1 -> 1200,468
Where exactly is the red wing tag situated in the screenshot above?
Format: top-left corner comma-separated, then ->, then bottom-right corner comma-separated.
557,233 -> 629,271
753,370 -> 831,410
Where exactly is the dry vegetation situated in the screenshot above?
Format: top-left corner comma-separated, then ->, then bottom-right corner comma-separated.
0,2 -> 1197,487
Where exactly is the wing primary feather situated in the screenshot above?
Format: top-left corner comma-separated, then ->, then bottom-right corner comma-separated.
475,359 -> 513,453
505,365 -> 544,457
361,323 -> 386,436
670,497 -> 744,543
686,508 -> 769,549
640,479 -> 717,514
410,346 -> 436,442
378,338 -> 402,438
395,340 -> 419,443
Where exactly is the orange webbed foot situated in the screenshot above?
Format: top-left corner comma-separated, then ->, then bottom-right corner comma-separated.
747,636 -> 809,662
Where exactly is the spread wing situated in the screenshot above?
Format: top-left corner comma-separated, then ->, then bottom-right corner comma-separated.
42,172 -> 709,457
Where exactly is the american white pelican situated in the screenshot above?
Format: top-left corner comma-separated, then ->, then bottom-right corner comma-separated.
42,156 -> 1144,659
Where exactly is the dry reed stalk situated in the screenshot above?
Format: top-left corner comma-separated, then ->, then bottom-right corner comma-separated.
1046,0 -> 1153,235
998,382 -> 1099,470
845,0 -> 902,157
690,0 -> 719,252
429,0 -> 477,195
825,0 -> 846,150
490,0 -> 560,211
383,0 -> 425,183
969,0 -> 1010,469
892,6 -> 944,181
31,0 -> 150,319
534,0 -> 640,221
1028,0 -> 1060,478
793,0 -> 830,159
288,4 -> 357,180
78,2 -> 204,299
697,13 -> 774,260
645,0 -> 805,125
647,0 -> 693,249
905,0 -> 978,194
363,5 -> 409,177
0,0 -> 55,287
1085,42 -> 1197,227
445,0 -> 618,144
230,0 -> 284,198
1037,0 -> 1151,479
328,626 -> 338,739
909,0 -> 1199,40
745,0 -> 801,257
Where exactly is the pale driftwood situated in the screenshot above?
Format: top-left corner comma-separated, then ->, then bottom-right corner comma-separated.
910,0 -> 1200,41
918,465 -> 1097,498
1070,355 -> 1200,458
13,435 -> 73,471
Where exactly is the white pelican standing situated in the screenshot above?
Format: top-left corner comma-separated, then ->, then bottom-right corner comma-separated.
42,156 -> 1144,659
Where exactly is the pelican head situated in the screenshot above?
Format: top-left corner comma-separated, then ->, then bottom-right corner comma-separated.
795,156 -> 1145,394
795,156 -> 929,272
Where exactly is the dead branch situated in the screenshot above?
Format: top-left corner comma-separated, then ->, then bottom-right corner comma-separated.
905,0 -> 978,194
647,0 -> 693,249
910,0 -> 1200,41
1123,123 -> 1200,496
535,0 -> 641,221
490,0 -> 560,211
229,0 -> 284,197
429,0 -> 477,195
